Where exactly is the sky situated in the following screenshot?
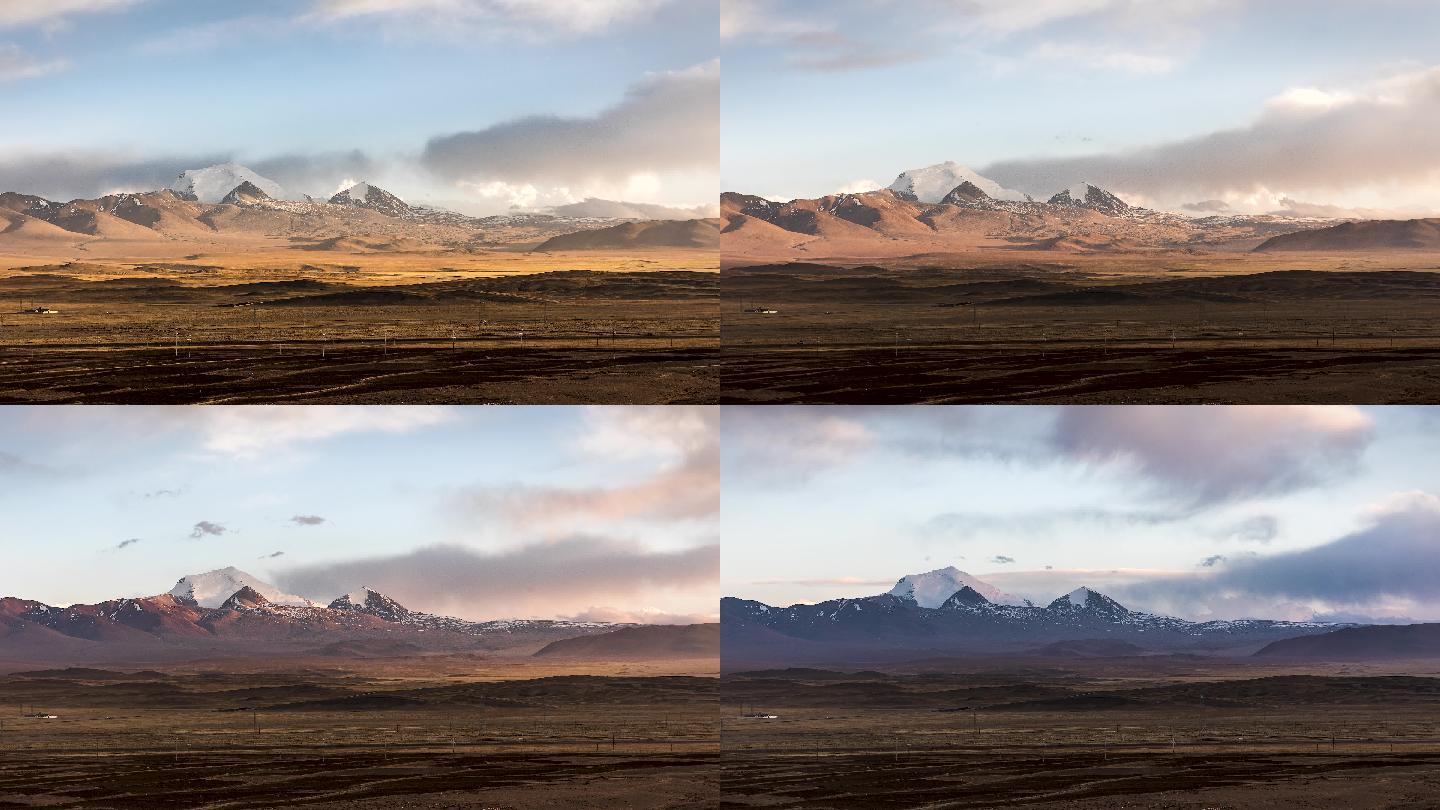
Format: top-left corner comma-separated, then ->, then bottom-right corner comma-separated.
0,405 -> 718,623
722,0 -> 1440,216
0,0 -> 717,214
722,406 -> 1440,624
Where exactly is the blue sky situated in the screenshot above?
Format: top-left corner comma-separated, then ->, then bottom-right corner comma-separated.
722,1 -> 1440,215
0,405 -> 718,622
0,0 -> 717,213
723,406 -> 1440,623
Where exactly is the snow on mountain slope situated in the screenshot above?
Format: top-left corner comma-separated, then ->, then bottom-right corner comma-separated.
168,567 -> 314,608
167,163 -> 286,204
1047,183 -> 1134,216
887,162 -> 1029,203
328,181 -> 412,218
888,566 -> 1024,607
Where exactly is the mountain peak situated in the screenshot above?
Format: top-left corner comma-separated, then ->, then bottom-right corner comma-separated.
220,180 -> 270,206
167,568 -> 312,609
328,182 -> 412,218
167,164 -> 285,204
1048,586 -> 1132,617
1047,183 -> 1133,216
327,587 -> 413,622
940,180 -> 992,205
887,162 -> 1028,204
939,585 -> 993,610
888,566 -> 1021,608
219,585 -> 270,610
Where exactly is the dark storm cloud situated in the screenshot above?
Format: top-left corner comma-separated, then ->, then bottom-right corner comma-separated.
189,521 -> 227,539
420,61 -> 718,185
274,537 -> 718,620
290,515 -> 326,526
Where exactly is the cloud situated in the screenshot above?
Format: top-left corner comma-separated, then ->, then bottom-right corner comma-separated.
261,551 -> 285,559
837,179 -> 883,194
420,60 -> 718,187
199,406 -> 455,459
114,538 -> 141,550
921,506 -> 1182,539
189,521 -> 227,539
560,606 -> 715,624
0,0 -> 142,28
1051,406 -> 1373,507
1218,515 -> 1278,544
274,537 -> 717,621
0,46 -> 67,81
1025,41 -> 1174,75
142,488 -> 182,499
723,406 -> 874,482
750,576 -> 896,587
0,150 -> 229,201
1117,493 -> 1440,621
991,555 -> 1016,564
308,0 -> 674,37
722,1 -> 917,72
982,65 -> 1440,212
290,515 -> 326,526
1199,554 -> 1225,568
451,406 -> 717,526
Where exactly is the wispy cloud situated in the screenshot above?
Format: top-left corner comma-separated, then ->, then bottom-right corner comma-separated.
307,0 -> 675,38
114,538 -> 141,550
199,406 -> 456,459
450,406 -> 717,527
290,515 -> 326,526
0,45 -> 67,81
0,0 -> 144,29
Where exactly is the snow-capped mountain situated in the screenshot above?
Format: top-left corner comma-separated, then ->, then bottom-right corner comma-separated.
169,567 -> 315,608
1048,183 -> 1135,216
888,566 -> 1024,607
328,182 -> 412,218
167,163 -> 286,203
722,580 -> 1345,663
328,587 -> 414,622
1,569 -> 623,663
887,161 -> 1029,203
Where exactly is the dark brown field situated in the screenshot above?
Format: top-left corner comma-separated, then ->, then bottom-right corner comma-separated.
0,270 -> 718,403
0,660 -> 719,809
720,258 -> 1440,403
720,662 -> 1440,809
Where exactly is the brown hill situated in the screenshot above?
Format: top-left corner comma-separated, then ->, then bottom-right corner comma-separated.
1255,623 -> 1440,660
534,623 -> 719,659
721,188 -> 1332,262
1255,218 -> 1440,251
534,218 -> 720,251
